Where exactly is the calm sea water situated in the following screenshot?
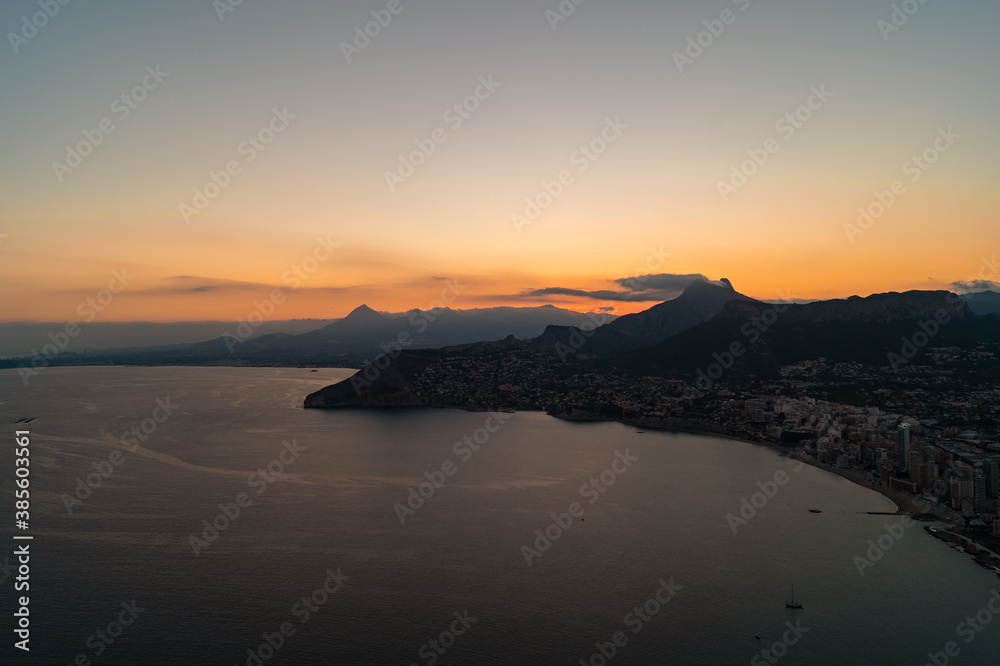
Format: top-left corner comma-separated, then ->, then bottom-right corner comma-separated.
1,367 -> 998,665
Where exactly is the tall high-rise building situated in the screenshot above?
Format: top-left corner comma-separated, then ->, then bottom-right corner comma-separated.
877,458 -> 895,484
986,458 -> 999,499
949,477 -> 974,504
896,425 -> 911,471
914,463 -> 939,491
974,470 -> 987,513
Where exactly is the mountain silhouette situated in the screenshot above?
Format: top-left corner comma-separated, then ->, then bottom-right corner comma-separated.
529,278 -> 757,358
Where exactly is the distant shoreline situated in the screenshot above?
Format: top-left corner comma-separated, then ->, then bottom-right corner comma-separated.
554,410 -> 1000,576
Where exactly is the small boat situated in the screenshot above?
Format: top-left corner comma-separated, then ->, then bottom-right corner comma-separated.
785,585 -> 803,610
754,633 -> 761,640
809,509 -> 822,514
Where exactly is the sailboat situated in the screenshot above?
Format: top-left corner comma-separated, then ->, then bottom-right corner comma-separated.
785,585 -> 803,609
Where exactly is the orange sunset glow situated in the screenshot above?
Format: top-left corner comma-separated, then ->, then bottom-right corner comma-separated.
2,1 -> 997,327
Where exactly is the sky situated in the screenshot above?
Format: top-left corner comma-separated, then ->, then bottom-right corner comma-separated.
1,0 -> 999,322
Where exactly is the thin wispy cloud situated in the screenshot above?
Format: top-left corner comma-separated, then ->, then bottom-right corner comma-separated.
516,273 -> 715,303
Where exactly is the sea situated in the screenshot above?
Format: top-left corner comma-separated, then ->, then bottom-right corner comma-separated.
1,366 -> 998,665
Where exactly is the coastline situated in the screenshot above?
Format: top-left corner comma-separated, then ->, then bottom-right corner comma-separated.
554,411 -> 918,510
305,392 -> 1000,577
794,457 -> 909,516
553,410 -> 1000,575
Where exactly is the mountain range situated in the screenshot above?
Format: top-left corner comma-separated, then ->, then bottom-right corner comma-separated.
6,283 -> 999,380
305,283 -> 1000,409
615,289 -> 993,378
963,290 -> 1000,316
0,304 -> 613,367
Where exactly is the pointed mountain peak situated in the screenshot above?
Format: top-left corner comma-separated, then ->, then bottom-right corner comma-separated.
344,304 -> 384,321
679,278 -> 715,294
680,277 -> 736,296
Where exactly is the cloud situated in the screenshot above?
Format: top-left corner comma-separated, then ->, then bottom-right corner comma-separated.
516,273 -> 716,303
160,276 -> 267,294
520,287 -> 650,302
614,273 -> 711,292
951,279 -> 1000,293
137,276 -> 357,297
